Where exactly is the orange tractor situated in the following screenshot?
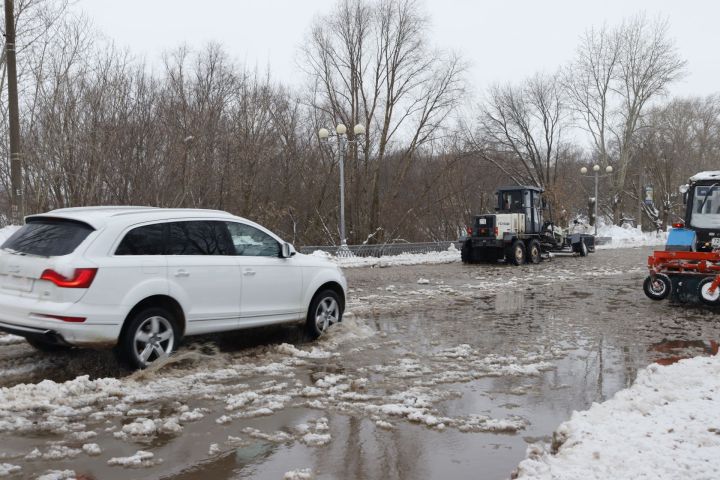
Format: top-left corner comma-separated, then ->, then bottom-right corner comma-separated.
644,171 -> 720,306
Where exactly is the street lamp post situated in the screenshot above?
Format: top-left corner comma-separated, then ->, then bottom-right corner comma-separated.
580,164 -> 614,236
318,123 -> 366,254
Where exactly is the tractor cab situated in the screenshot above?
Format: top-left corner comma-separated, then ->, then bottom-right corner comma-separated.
496,186 -> 544,234
682,171 -> 720,252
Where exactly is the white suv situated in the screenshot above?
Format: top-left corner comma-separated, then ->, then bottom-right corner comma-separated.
0,207 -> 346,368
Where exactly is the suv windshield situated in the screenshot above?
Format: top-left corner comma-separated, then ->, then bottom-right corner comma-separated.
690,185 -> 720,229
2,218 -> 94,256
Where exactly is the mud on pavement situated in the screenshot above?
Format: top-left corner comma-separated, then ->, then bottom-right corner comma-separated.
0,247 -> 718,480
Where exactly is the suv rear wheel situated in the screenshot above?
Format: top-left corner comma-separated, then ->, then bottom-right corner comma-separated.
118,307 -> 179,369
306,289 -> 342,339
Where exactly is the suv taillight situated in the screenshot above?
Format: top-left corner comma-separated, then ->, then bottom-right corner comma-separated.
40,268 -> 98,288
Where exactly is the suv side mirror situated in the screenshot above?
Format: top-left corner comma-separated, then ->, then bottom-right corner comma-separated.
281,242 -> 296,258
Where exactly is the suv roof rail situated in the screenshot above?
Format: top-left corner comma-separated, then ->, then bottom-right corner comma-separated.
109,208 -> 233,217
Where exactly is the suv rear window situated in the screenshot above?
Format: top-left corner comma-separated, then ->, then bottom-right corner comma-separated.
1,218 -> 94,256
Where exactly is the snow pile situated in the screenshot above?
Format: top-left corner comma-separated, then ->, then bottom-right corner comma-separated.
294,417 -> 331,446
36,470 -> 76,480
82,443 -> 102,455
107,450 -> 161,468
276,343 -> 336,359
595,224 -> 667,249
514,354 -> 720,480
284,468 -> 314,480
312,244 -> 460,268
0,335 -> 24,346
689,170 -> 720,182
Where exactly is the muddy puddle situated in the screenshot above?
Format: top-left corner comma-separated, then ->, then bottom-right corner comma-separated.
0,247 -> 718,479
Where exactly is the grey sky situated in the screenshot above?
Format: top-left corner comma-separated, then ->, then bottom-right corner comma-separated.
76,0 -> 718,99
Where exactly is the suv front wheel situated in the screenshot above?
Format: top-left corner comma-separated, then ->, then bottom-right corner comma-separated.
118,307 -> 179,369
306,289 -> 342,339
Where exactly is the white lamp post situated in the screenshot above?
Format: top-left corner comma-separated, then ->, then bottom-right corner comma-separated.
580,164 -> 613,235
318,123 -> 366,253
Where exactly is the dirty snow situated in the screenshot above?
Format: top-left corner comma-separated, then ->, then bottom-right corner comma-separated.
0,463 -> 20,476
0,335 -> 24,346
284,468 -> 314,480
107,450 -> 160,468
514,354 -> 720,480
312,244 -> 460,268
82,443 -> 102,456
35,470 -> 76,480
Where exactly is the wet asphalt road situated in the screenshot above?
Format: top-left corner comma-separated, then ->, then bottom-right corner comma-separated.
0,247 -> 719,480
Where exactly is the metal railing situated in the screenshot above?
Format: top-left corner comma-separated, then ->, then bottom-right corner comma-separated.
300,236 -> 613,258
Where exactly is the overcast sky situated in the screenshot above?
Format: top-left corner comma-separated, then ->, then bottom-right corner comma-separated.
75,0 -> 719,99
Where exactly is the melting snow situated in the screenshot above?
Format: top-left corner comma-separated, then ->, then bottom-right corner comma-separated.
35,470 -> 76,480
284,468 -> 314,480
107,450 -> 161,468
82,443 -> 102,456
514,354 -> 720,480
0,463 -> 20,476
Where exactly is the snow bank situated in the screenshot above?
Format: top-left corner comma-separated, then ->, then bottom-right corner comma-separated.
313,244 -> 461,268
514,354 -> 720,480
595,224 -> 667,249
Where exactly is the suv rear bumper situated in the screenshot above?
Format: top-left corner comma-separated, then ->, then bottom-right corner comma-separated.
0,321 -> 71,346
0,293 -> 121,348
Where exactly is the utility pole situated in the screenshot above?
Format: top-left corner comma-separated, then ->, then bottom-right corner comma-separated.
4,0 -> 22,223
638,170 -> 644,230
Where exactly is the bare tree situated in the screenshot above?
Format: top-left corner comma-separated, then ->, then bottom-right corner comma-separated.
470,73 -> 569,197
566,14 -> 686,223
636,95 -> 720,228
302,0 -> 464,243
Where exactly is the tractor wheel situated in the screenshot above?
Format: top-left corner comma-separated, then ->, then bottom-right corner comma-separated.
527,240 -> 541,264
698,277 -> 720,306
578,239 -> 588,257
506,240 -> 526,266
643,274 -> 671,301
573,239 -> 588,256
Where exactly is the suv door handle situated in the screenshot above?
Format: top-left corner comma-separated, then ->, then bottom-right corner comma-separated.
174,269 -> 190,278
243,269 -> 256,276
